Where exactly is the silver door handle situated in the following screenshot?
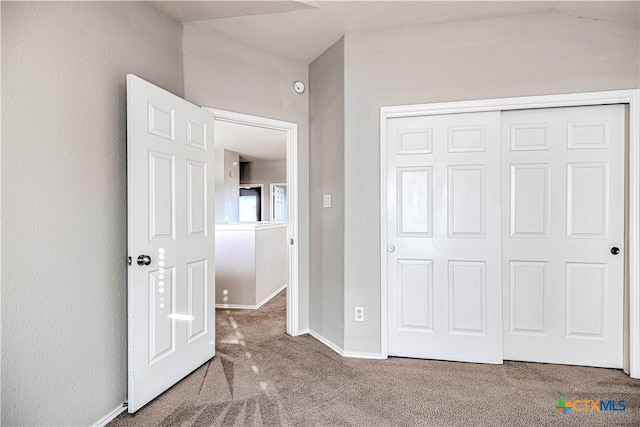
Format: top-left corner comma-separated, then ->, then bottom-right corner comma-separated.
387,245 -> 396,253
137,254 -> 151,266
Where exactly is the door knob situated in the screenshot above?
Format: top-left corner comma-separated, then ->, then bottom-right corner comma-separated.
610,247 -> 620,255
387,245 -> 396,253
137,254 -> 152,266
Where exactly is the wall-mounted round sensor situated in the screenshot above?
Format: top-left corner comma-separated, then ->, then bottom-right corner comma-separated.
293,81 -> 305,94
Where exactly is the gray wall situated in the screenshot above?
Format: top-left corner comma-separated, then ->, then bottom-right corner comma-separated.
309,37 -> 345,349
223,150 -> 241,221
241,160 -> 286,183
342,13 -> 640,354
1,2 -> 183,425
240,160 -> 286,220
214,148 -> 225,222
182,23 -> 310,331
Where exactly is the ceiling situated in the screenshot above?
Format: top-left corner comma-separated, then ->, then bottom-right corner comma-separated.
153,1 -> 638,160
152,0 -> 317,22
215,120 -> 287,162
152,1 -> 639,63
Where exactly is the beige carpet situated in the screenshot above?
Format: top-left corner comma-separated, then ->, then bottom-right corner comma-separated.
111,290 -> 640,426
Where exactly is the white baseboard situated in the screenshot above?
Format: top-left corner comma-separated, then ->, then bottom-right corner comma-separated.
215,284 -> 287,310
93,403 -> 126,427
307,329 -> 344,356
215,302 -> 256,309
305,330 -> 385,360
293,328 -> 309,336
343,351 -> 386,360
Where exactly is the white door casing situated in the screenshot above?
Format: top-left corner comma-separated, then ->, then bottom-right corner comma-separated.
205,108 -> 300,337
502,105 -> 624,368
127,75 -> 216,413
386,111 -> 503,364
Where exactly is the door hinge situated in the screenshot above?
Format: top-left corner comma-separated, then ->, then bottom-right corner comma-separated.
290,238 -> 294,245
127,256 -> 132,266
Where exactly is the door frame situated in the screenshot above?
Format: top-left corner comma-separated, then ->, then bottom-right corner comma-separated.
204,108 -> 300,336
380,89 -> 640,378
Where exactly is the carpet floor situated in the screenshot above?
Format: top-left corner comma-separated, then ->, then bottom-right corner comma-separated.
111,290 -> 640,426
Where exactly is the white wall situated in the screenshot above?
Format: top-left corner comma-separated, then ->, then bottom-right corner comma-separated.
240,159 -> 286,220
223,150 -> 241,221
214,148 -> 225,223
342,13 -> 640,354
215,224 -> 288,307
1,2 -> 183,425
255,225 -> 289,303
182,24 -> 310,331
309,37 -> 345,349
215,228 -> 257,305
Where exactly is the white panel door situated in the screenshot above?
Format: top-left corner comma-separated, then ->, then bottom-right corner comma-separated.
387,112 -> 503,364
502,105 -> 624,368
127,75 -> 216,412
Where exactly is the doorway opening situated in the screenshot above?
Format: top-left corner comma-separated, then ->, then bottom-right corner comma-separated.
206,108 -> 300,336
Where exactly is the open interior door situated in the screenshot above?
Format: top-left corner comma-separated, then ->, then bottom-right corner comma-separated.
127,75 -> 215,412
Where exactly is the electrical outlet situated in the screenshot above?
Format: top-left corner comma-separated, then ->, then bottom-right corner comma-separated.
355,306 -> 364,322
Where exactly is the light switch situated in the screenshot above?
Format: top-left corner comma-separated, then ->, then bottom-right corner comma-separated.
323,194 -> 332,208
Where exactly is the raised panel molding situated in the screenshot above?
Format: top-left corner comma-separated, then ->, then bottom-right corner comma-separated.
149,266 -> 176,364
566,263 -> 607,339
568,121 -> 609,150
510,123 -> 549,151
448,165 -> 485,238
448,125 -> 485,152
448,261 -> 486,334
398,167 -> 432,237
567,162 -> 609,238
510,164 -> 550,238
187,119 -> 207,150
509,261 -> 548,335
398,128 -> 433,154
187,260 -> 208,342
187,160 -> 207,238
148,102 -> 175,141
149,151 -> 176,241
397,259 -> 433,331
